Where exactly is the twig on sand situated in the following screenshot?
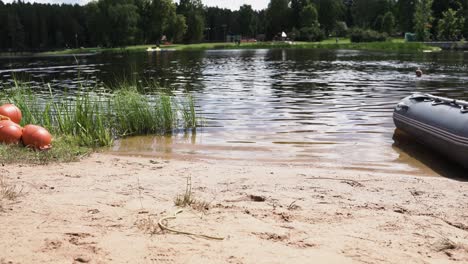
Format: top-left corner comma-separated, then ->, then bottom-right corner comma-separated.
158,209 -> 224,240
346,234 -> 378,243
442,220 -> 468,232
306,177 -> 365,187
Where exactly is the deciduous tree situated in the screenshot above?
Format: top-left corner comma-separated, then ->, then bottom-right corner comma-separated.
396,0 -> 416,33
178,0 -> 205,43
313,0 -> 344,36
238,4 -> 256,38
414,0 -> 434,41
266,0 -> 290,39
437,7 -> 464,40
382,11 -> 395,34
299,3 -> 323,41
107,0 -> 139,46
7,12 -> 25,51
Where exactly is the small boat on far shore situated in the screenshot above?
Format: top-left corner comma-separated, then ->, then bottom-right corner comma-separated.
146,47 -> 176,53
146,46 -> 161,52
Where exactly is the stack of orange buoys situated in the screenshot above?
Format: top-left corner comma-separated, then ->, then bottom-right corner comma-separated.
0,103 -> 52,150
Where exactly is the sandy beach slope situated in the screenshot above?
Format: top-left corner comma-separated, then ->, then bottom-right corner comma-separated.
1,153 -> 467,263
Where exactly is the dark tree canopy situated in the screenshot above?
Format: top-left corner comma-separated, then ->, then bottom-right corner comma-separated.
238,5 -> 256,38
266,0 -> 291,39
1,0 -> 468,52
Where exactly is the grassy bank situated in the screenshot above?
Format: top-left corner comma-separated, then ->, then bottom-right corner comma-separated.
37,38 -> 439,56
184,40 -> 439,52
0,83 -> 198,164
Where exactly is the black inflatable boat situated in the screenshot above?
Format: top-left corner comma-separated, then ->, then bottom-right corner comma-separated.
393,93 -> 468,168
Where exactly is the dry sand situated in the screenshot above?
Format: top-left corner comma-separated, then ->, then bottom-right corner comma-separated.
0,153 -> 467,264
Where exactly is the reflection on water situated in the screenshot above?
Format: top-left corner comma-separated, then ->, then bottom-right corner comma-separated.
2,49 -> 468,176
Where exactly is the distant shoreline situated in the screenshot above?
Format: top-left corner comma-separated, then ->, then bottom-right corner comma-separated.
0,52 -> 100,59
0,39 -> 441,58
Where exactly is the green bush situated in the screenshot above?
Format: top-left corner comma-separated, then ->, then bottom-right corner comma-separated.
299,26 -> 325,42
334,22 -> 348,37
350,28 -> 388,42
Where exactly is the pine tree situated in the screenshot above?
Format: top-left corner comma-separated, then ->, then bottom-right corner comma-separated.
7,13 -> 25,51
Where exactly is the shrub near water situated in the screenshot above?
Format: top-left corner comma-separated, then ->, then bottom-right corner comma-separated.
0,84 -> 199,162
350,28 -> 388,43
112,89 -> 179,135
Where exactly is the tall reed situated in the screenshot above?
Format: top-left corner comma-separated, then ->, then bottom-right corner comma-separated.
0,82 -> 199,148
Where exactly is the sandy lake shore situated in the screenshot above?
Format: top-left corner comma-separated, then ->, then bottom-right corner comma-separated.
1,153 -> 467,264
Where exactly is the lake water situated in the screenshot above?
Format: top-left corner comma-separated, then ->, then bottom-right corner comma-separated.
1,49 -> 468,177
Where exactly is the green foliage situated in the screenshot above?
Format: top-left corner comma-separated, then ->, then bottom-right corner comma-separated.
437,8 -> 465,40
37,40 -> 440,55
7,12 -> 25,51
238,4 -> 256,38
300,4 -> 318,28
382,12 -> 396,34
352,0 -> 393,29
86,2 -> 107,46
0,135 -> 90,164
292,3 -> 325,41
334,21 -> 348,37
169,15 -> 188,43
188,13 -> 205,43
299,26 -> 325,41
266,0 -> 290,39
289,27 -> 300,41
6,85 -> 113,147
1,0 -> 467,50
414,0 -> 434,41
107,1 -> 140,46
313,0 -> 345,36
350,28 -> 388,42
180,94 -> 197,129
290,0 -> 309,30
147,0 -> 183,44
178,0 -> 205,43
174,40 -> 438,52
0,83 -> 199,149
373,15 -> 384,32
396,0 -> 416,33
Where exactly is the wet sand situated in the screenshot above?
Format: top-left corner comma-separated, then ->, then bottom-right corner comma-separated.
1,153 -> 467,264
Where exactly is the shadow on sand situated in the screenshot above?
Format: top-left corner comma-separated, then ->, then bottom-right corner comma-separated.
392,129 -> 468,182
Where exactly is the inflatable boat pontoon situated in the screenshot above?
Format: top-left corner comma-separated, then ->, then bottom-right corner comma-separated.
393,93 -> 468,168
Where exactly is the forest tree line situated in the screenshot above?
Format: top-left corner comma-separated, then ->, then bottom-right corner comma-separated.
1,0 -> 468,51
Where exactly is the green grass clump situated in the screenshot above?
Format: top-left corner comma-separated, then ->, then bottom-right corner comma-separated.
0,82 -> 199,163
180,94 -> 197,129
112,89 -> 179,135
0,136 -> 90,164
173,175 -> 211,212
5,85 -> 114,148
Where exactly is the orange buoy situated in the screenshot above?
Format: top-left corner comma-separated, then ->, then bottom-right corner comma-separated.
22,125 -> 52,150
0,120 -> 23,144
0,104 -> 22,124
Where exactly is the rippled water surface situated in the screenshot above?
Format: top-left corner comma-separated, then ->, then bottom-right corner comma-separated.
2,49 -> 468,175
